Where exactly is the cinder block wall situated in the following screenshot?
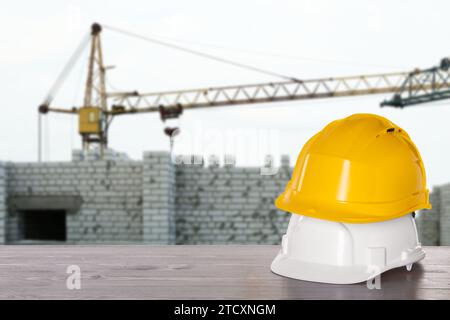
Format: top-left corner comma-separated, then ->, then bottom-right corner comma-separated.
174,158 -> 291,244
2,150 -> 445,245
2,152 -> 292,245
0,162 -> 6,244
417,188 -> 440,245
416,183 -> 450,246
5,160 -> 143,243
438,184 -> 450,245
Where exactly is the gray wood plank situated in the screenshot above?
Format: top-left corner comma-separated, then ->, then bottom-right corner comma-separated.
0,245 -> 449,299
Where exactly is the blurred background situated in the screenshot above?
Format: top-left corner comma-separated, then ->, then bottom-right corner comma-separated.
0,0 -> 448,246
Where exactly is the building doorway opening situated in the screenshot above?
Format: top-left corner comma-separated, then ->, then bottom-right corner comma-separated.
20,210 -> 66,241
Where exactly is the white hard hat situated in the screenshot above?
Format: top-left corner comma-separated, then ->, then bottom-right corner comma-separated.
271,213 -> 424,284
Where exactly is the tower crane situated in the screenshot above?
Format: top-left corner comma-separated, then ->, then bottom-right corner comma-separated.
38,23 -> 450,160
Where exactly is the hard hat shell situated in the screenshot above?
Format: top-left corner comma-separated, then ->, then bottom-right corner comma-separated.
275,113 -> 431,223
271,213 -> 424,284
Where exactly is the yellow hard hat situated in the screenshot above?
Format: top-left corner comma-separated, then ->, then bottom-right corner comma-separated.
275,113 -> 431,223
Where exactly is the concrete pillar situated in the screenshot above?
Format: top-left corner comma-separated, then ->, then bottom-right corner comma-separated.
142,151 -> 176,244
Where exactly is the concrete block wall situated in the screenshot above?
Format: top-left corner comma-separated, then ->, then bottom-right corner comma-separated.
438,184 -> 450,245
2,152 -> 291,245
416,188 -> 440,245
0,162 -> 6,244
174,156 -> 291,244
416,183 -> 450,246
5,160 -> 143,244
2,150 -> 446,246
142,152 -> 176,244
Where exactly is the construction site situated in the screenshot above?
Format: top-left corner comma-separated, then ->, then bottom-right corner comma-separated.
3,0 -> 450,302
0,149 -> 448,246
0,22 -> 449,246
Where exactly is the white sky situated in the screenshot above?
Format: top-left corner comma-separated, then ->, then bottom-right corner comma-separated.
1,0 -> 450,188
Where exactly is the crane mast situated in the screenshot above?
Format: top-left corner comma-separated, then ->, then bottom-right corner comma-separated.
38,23 -> 450,159
82,23 -> 108,156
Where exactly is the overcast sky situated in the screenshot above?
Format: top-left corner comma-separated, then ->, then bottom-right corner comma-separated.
1,0 -> 450,187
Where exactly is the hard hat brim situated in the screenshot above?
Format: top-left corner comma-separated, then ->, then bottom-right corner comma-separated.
270,248 -> 425,284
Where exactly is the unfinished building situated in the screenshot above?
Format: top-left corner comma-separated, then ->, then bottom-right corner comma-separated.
0,151 -> 445,245
0,151 -> 291,244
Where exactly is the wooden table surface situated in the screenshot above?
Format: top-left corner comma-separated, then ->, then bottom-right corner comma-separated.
0,245 -> 448,299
